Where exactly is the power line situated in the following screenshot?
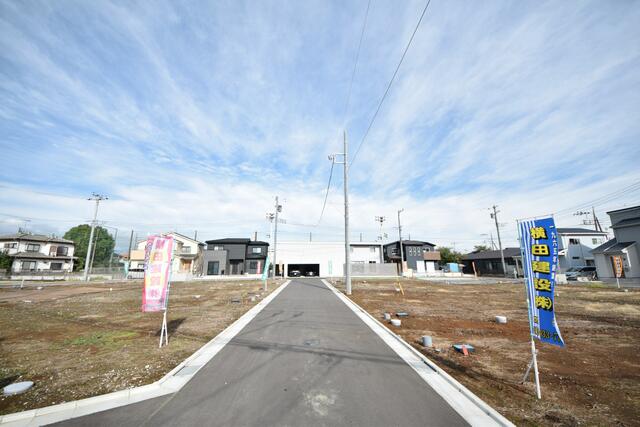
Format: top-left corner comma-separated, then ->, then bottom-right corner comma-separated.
342,0 -> 371,126
316,159 -> 335,225
349,0 -> 433,171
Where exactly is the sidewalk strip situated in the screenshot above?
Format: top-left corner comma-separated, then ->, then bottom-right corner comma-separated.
0,280 -> 291,427
322,279 -> 514,427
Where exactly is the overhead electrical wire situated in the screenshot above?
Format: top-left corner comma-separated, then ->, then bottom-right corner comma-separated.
317,0 -> 371,226
349,0 -> 433,171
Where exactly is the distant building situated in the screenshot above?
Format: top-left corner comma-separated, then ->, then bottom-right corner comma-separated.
0,233 -> 75,275
592,205 -> 640,280
203,238 -> 269,276
556,228 -> 609,272
382,240 -> 440,273
462,248 -> 523,277
127,232 -> 204,279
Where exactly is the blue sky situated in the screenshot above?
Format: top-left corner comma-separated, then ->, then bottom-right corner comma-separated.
1,0 -> 639,252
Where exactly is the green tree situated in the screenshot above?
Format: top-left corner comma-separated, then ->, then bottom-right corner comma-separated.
473,244 -> 490,252
64,225 -> 115,271
438,246 -> 463,264
0,252 -> 13,271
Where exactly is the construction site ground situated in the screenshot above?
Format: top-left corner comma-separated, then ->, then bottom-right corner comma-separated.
331,278 -> 640,426
0,279 -> 281,415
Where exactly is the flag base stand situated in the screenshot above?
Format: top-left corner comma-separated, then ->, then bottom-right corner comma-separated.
521,339 -> 541,399
159,310 -> 168,348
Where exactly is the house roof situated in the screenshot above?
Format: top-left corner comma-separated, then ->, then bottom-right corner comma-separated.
556,227 -> 608,235
606,205 -> 640,215
611,216 -> 640,229
591,238 -> 635,254
11,252 -> 75,260
462,247 -> 521,260
205,238 -> 269,245
0,233 -> 74,245
384,240 -> 436,247
168,231 -> 205,245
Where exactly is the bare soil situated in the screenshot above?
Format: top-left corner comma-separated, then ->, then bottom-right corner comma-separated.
334,278 -> 640,426
0,279 -> 282,415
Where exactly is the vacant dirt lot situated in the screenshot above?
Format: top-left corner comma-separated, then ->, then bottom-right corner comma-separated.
0,279 -> 282,415
333,278 -> 640,426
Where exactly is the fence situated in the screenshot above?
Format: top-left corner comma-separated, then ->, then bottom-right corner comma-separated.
349,262 -> 398,277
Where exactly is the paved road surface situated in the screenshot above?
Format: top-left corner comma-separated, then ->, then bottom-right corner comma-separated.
56,279 -> 468,426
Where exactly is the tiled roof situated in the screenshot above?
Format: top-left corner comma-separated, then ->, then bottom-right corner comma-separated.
0,233 -> 74,244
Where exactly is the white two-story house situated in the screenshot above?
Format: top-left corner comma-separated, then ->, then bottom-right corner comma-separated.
556,228 -> 609,272
127,232 -> 204,280
0,233 -> 76,275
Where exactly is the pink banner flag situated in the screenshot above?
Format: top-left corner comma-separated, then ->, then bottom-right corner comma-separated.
142,235 -> 174,312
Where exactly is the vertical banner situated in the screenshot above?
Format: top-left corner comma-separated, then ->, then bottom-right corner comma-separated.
518,217 -> 565,347
261,255 -> 271,281
142,235 -> 174,312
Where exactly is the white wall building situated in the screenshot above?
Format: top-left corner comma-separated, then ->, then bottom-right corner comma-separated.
275,241 -> 394,277
556,228 -> 609,272
0,233 -> 75,275
128,232 -> 204,280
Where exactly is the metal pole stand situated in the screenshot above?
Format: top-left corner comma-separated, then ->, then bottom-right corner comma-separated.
159,309 -> 168,348
521,340 -> 541,399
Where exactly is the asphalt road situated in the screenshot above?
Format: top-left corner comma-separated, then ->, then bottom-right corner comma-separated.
56,278 -> 468,427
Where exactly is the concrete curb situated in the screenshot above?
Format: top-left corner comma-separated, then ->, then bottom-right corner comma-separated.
0,280 -> 291,427
322,279 -> 514,427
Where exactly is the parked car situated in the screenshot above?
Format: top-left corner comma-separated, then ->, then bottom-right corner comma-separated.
565,266 -> 597,281
305,271 -> 315,277
289,270 -> 301,277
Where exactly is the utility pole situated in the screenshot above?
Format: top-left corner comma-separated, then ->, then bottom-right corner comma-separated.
194,230 -> 198,241
266,213 -> 275,277
273,197 -> 282,278
491,205 -> 507,277
126,230 -> 134,276
329,131 -> 351,294
83,193 -> 107,281
375,216 -> 386,241
397,209 -> 405,276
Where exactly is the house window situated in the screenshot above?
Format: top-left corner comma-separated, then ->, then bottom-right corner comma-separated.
57,246 -> 68,256
424,247 -> 430,252
569,238 -> 580,245
252,247 -> 262,254
21,261 -> 36,271
182,246 -> 191,254
3,242 -> 17,249
50,262 -> 63,271
249,261 -> 258,272
592,238 -> 601,245
207,261 -> 219,275
26,243 -> 40,252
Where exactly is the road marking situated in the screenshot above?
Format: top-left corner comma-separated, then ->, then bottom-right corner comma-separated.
322,279 -> 514,427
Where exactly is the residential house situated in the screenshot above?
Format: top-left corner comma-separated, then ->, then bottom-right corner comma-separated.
462,248 -> 523,277
592,205 -> 640,280
556,228 -> 609,272
0,233 -> 75,276
127,232 -> 205,279
383,240 -> 440,274
203,238 -> 269,276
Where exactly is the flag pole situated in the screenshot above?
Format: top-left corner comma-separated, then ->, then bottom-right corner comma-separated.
517,220 -> 542,399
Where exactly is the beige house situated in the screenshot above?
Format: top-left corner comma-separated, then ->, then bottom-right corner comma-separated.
127,232 -> 204,280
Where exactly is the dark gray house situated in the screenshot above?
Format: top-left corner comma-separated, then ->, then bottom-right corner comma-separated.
383,240 -> 439,272
203,238 -> 269,276
462,248 -> 523,277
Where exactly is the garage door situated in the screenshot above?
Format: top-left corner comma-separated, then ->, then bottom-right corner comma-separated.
287,264 -> 320,277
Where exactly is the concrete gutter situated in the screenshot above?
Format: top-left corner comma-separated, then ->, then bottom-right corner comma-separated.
0,281 -> 291,427
322,279 -> 514,427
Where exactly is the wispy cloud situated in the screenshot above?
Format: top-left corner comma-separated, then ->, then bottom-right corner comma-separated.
1,0 -> 639,252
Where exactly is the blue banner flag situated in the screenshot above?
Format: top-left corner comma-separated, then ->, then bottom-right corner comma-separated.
518,217 -> 565,347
